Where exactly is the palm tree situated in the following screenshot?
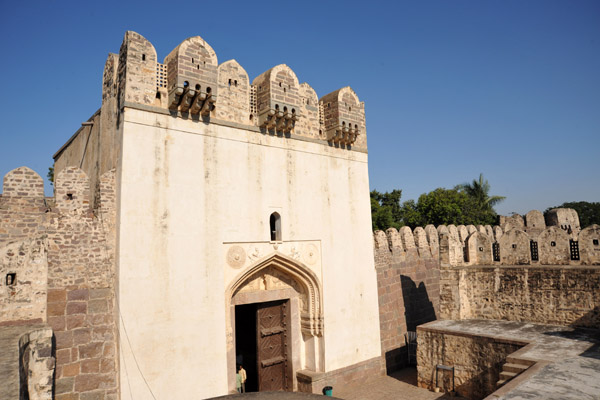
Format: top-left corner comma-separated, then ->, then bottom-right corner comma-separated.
457,173 -> 505,213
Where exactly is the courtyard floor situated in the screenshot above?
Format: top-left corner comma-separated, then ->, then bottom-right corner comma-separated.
333,367 -> 460,400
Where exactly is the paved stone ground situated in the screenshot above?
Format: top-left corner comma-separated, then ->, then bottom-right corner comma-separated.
333,368 -> 460,400
209,369 -> 459,400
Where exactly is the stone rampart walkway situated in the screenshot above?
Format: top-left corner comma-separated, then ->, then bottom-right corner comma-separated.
420,320 -> 600,400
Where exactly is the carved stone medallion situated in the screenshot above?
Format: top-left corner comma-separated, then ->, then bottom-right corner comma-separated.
226,246 -> 246,269
303,244 -> 318,265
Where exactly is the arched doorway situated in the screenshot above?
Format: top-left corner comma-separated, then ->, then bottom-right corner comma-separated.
225,253 -> 323,393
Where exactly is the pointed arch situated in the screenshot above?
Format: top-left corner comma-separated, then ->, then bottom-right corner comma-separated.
227,252 -> 323,336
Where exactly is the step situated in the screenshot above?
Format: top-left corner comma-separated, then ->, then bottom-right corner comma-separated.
500,371 -> 518,381
506,356 -> 536,367
496,379 -> 508,388
502,363 -> 530,373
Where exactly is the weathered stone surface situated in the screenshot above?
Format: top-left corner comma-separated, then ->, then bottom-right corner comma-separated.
545,208 -> 581,236
466,231 -> 493,265
499,229 -> 531,265
538,226 -> 570,265
417,323 -> 522,399
438,265 -> 600,328
579,224 -> 600,265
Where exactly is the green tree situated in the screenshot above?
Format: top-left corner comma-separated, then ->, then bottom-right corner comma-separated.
456,173 -> 505,219
544,201 -> 600,228
370,190 -> 403,230
47,166 -> 54,186
400,188 -> 496,228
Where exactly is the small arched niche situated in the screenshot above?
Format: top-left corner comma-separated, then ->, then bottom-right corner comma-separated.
270,212 -> 281,242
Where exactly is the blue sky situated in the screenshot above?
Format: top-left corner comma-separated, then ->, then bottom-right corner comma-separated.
0,0 -> 598,215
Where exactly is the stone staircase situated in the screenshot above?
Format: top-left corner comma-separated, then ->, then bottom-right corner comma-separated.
496,356 -> 535,387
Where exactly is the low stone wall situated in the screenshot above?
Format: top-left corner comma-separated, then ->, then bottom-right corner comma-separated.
417,324 -> 524,399
297,356 -> 384,394
440,265 -> 600,328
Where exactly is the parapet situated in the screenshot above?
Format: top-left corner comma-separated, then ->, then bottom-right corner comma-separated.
1,167 -> 115,216
374,209 -> 599,267
104,31 -> 367,150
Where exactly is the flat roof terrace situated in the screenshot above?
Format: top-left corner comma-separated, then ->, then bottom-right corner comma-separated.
417,319 -> 600,400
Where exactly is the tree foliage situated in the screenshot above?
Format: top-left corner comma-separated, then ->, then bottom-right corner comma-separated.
544,201 -> 600,228
371,190 -> 402,230
47,166 -> 54,186
371,174 -> 504,230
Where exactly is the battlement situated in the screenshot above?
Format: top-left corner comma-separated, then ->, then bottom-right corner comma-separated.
105,31 -> 367,149
1,166 -> 114,216
374,208 -> 600,266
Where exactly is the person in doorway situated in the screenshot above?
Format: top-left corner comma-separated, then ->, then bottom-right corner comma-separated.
236,364 -> 243,393
239,364 -> 247,393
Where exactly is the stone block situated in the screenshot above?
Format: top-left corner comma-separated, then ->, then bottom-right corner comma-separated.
79,342 -> 103,359
55,376 -> 75,394
68,288 -> 90,301
81,358 -> 100,373
62,362 -> 80,377
67,314 -> 86,330
48,288 -> 67,303
48,301 -> 66,317
88,299 -> 108,314
67,302 -> 87,315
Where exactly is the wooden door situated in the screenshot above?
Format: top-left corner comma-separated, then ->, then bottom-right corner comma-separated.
256,300 -> 290,391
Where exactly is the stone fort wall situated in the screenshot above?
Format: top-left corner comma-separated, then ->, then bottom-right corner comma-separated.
0,166 -> 118,400
374,210 -> 600,372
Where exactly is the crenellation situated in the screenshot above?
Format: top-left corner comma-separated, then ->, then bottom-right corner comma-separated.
545,207 -> 581,237
525,209 -> 545,234
499,213 -> 525,232
117,31 -> 157,107
252,64 -> 301,134
385,227 -> 403,253
296,83 -> 321,138
425,225 -> 439,257
319,87 -> 365,147
164,36 -> 218,115
54,167 -> 91,215
485,224 -> 494,238
94,31 -> 368,153
466,231 -> 494,265
399,226 -> 417,256
457,225 -> 469,244
216,60 -> 250,124
2,167 -> 45,202
538,226 -> 570,265
579,224 -> 600,265
498,229 -> 531,265
373,230 -> 387,250
493,225 -> 503,241
466,224 -> 477,235
413,227 -> 431,258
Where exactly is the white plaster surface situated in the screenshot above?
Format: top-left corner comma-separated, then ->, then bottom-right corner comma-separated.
117,108 -> 380,398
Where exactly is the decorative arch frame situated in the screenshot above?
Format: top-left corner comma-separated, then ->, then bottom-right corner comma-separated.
225,252 -> 324,392
227,252 -> 323,336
